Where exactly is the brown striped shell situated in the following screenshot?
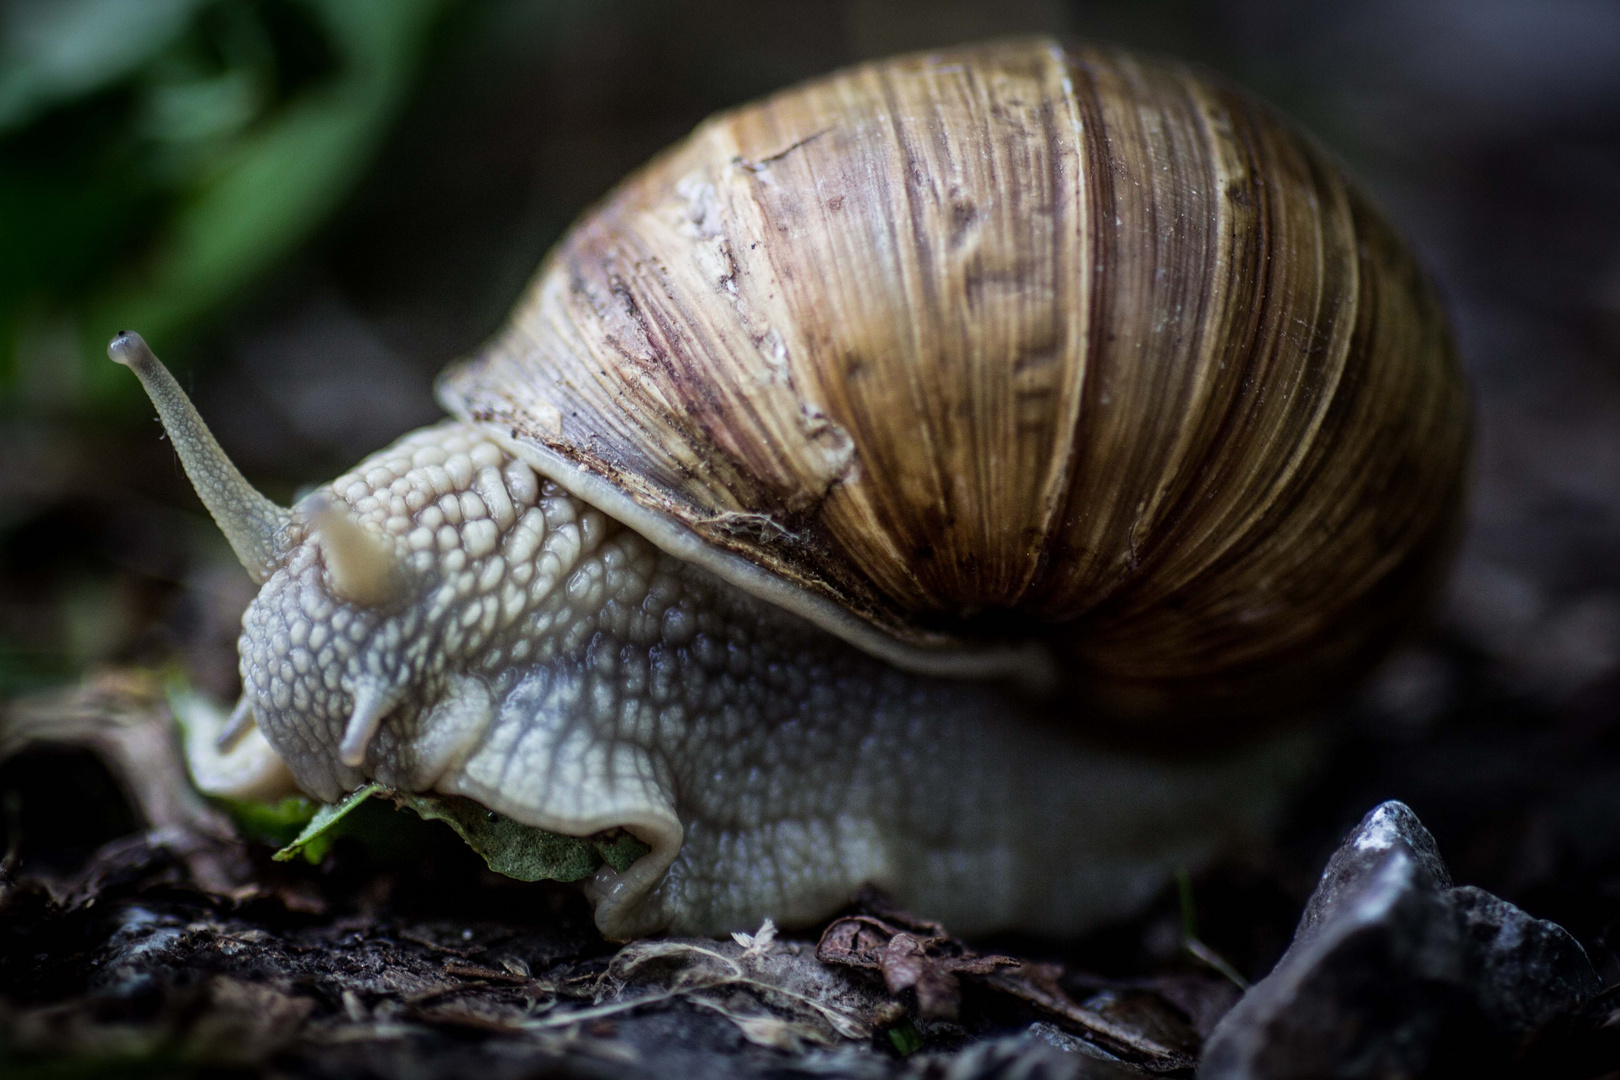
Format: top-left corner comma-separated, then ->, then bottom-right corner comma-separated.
439,38 -> 1470,723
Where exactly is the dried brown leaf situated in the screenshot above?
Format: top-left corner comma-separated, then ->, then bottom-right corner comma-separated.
815,912 -> 1017,1020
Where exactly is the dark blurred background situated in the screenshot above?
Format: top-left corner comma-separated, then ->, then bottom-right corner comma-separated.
2,0 -> 1619,980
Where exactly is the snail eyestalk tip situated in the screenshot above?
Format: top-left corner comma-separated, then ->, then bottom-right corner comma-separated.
302,494 -> 401,607
107,331 -> 291,583
107,330 -> 148,368
339,682 -> 398,768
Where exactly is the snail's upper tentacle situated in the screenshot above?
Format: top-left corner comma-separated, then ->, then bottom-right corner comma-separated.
109,332 -> 292,583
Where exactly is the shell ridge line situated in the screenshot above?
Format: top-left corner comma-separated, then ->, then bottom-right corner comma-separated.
1052,48 -> 1163,614
734,125 -> 835,171
1010,41 -> 1091,607
748,233 -> 909,589
1124,85 -> 1281,601
776,65 -> 937,606
1232,146 -> 1367,596
1091,50 -> 1166,596
1147,87 -> 1274,595
941,53 -> 1021,597
1243,139 -> 1355,540
1170,108 -> 1358,599
594,223 -> 768,513
1116,49 -> 1185,574
1099,58 -> 1209,580
651,122 -> 797,511
1100,64 -> 1244,586
647,234 -> 801,505
711,123 -> 862,499
1028,46 -> 1117,615
872,60 -> 954,599
811,82 -> 917,586
975,51 -> 1054,599
934,48 -> 1031,600
943,53 -> 1009,591
506,273 -> 650,459
928,54 -> 990,585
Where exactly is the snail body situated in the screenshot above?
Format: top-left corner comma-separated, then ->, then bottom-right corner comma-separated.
120,39 -> 1467,939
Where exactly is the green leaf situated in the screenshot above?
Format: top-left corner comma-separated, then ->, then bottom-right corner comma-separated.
596,829 -> 651,874
271,781 -> 383,863
218,792 -> 318,847
392,792 -> 650,883
260,783 -> 652,882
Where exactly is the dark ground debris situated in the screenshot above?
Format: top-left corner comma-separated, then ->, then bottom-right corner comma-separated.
0,800 -> 1224,1078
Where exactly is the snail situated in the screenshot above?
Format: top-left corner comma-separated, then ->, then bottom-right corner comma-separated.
116,38 -> 1468,940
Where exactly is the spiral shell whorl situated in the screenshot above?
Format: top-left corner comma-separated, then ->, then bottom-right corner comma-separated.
442,38 -> 1468,721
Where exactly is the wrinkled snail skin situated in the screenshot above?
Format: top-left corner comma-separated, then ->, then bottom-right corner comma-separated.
117,38 -> 1467,940
163,409 -> 1305,939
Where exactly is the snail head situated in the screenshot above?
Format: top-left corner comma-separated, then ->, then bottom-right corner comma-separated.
110,332 -> 610,803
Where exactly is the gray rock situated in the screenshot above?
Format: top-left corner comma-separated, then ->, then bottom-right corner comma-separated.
1200,801 -> 1603,1079
1450,885 -> 1605,1036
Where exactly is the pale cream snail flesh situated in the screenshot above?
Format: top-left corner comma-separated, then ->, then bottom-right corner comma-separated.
116,39 -> 1469,940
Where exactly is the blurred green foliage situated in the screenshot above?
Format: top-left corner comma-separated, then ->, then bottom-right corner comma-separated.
0,0 -> 447,416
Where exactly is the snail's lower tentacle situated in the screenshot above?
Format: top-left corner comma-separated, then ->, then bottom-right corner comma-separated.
173,690 -> 299,803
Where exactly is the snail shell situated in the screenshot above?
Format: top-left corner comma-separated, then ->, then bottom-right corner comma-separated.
441,37 -> 1469,723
